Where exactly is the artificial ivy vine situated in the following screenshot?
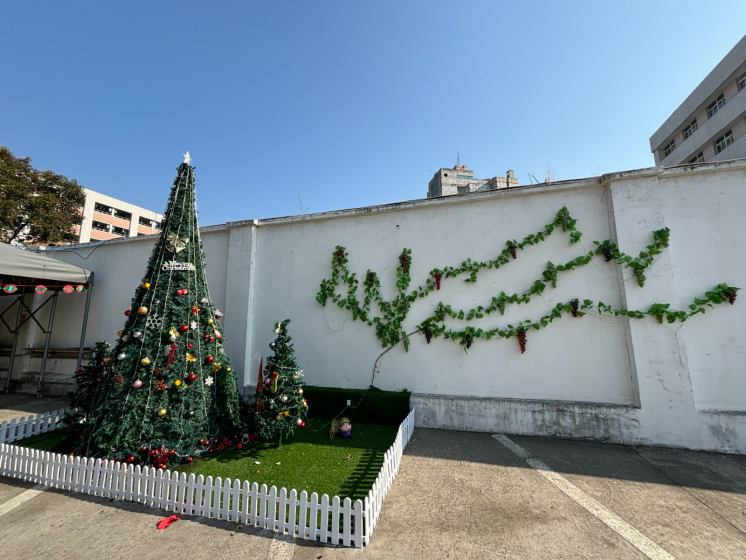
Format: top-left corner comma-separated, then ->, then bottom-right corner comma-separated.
316,207 -> 739,353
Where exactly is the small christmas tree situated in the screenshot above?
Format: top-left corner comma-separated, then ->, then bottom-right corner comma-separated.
255,320 -> 308,445
71,155 -> 242,467
61,341 -> 112,449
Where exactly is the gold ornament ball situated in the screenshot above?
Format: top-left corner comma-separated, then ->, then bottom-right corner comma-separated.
138,306 -> 148,315
297,388 -> 303,396
117,330 -> 123,337
276,414 -> 282,421
226,367 -> 232,372
207,318 -> 214,325
158,408 -> 167,417
142,282 -> 150,289
141,357 -> 151,366
174,380 -> 182,387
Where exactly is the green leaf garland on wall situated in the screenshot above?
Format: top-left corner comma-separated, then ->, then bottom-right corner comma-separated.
317,207 -> 738,353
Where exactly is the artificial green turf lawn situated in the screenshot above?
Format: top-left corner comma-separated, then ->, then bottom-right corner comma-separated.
15,419 -> 399,501
176,419 -> 398,501
10,430 -> 66,452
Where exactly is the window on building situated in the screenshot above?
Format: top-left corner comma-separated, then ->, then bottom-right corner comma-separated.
139,217 -> 153,227
715,130 -> 734,153
457,186 -> 469,194
663,140 -> 676,157
707,94 -> 725,117
456,175 -> 473,179
94,203 -> 112,214
137,232 -> 148,237
689,152 -> 705,164
740,74 -> 746,90
683,120 -> 698,139
111,226 -> 129,237
154,222 -> 161,230
91,221 -> 109,232
113,209 -> 131,220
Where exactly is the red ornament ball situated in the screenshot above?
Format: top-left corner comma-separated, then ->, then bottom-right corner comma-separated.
236,443 -> 243,450
187,457 -> 193,463
183,289 -> 188,295
140,446 -> 147,452
124,310 -> 131,316
180,324 -> 189,332
198,439 -> 204,444
209,336 -> 214,342
160,464 -> 167,470
206,355 -> 214,363
127,455 -> 135,463
188,343 -> 193,348
188,373 -> 197,382
300,421 -> 306,428
76,367 -> 83,372
204,334 -> 210,340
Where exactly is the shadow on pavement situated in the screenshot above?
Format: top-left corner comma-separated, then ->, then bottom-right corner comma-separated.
404,427 -> 746,495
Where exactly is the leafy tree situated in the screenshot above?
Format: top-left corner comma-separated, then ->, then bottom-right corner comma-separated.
0,146 -> 86,245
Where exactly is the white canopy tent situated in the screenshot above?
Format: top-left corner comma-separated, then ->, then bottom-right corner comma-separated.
0,243 -> 94,395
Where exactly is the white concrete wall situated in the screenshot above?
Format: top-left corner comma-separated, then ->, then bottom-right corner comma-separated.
39,160 -> 746,453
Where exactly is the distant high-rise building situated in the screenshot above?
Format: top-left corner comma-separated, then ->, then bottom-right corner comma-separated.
73,189 -> 164,244
427,164 -> 518,198
650,34 -> 746,167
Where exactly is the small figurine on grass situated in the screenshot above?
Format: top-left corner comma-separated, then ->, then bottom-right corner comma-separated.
330,417 -> 352,439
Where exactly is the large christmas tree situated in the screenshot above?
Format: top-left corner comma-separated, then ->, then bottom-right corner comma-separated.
255,320 -> 308,445
72,154 -> 241,467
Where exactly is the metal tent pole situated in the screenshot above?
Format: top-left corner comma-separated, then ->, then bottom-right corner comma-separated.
37,290 -> 59,397
5,288 -> 26,393
76,272 -> 94,371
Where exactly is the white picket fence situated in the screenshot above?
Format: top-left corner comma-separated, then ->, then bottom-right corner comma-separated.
0,407 -> 415,547
0,408 -> 68,444
363,406 -> 415,543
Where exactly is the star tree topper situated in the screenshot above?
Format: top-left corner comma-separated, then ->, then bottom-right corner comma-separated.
183,151 -> 191,164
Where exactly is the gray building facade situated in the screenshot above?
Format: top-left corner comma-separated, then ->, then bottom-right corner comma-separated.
650,34 -> 746,167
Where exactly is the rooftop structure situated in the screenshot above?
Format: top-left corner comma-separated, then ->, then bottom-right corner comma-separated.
427,164 -> 518,198
650,34 -> 746,167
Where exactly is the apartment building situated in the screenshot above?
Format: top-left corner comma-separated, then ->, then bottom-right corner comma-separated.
74,189 -> 164,243
650,34 -> 746,167
427,164 -> 518,198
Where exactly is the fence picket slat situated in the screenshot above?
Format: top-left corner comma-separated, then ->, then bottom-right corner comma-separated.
230,479 -> 241,522
319,494 -> 330,543
268,486 -> 278,531
240,480 -> 250,523
353,499 -> 363,548
331,495 -> 341,545
341,497 -> 352,547
250,482 -> 260,526
298,490 -> 309,539
195,474 -> 205,516
288,489 -> 297,538
220,478 -> 231,520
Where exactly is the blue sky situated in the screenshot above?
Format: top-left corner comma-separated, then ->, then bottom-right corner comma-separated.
2,1 -> 745,227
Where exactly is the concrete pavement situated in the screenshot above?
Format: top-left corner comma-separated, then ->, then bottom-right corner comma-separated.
1,428 -> 745,559
0,393 -> 68,423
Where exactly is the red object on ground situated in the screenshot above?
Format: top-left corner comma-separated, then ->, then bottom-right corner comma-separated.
156,515 -> 179,529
